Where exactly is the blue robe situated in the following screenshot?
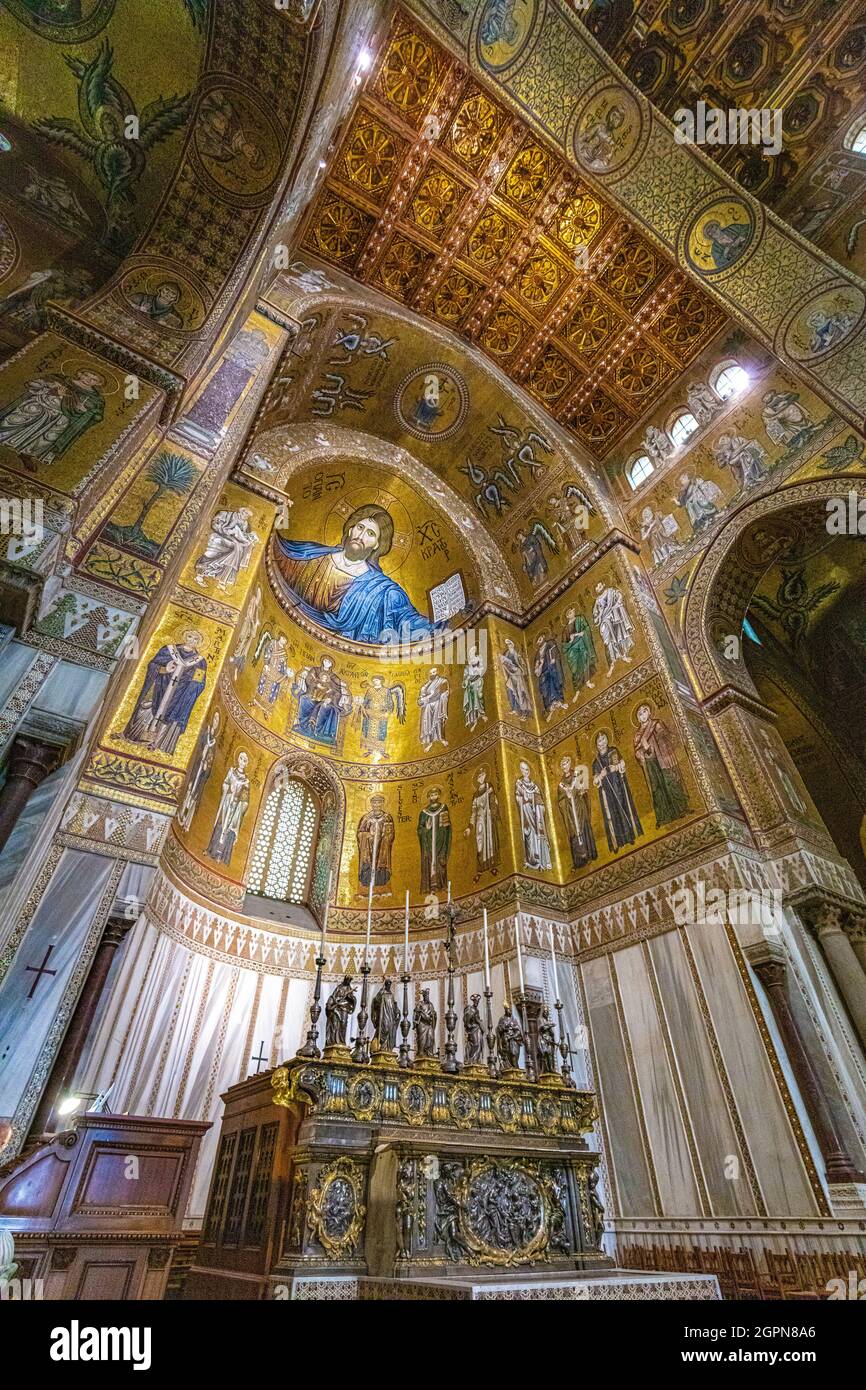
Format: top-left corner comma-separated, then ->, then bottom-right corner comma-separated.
276,539 -> 438,644
536,640 -> 565,713
123,643 -> 206,752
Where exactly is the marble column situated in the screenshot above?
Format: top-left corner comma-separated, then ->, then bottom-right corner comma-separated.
0,736 -> 59,855
748,942 -> 864,1185
29,913 -> 133,1135
813,907 -> 866,1049
846,913 -> 866,976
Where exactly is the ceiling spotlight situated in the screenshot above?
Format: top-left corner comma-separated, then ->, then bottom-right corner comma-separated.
357,47 -> 373,71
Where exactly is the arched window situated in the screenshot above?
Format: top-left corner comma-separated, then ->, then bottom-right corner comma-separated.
246,774 -> 318,905
669,410 -> 699,448
844,114 -> 866,155
627,454 -> 654,490
712,362 -> 750,399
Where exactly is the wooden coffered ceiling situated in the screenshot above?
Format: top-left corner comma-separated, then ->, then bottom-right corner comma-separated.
299,9 -> 727,460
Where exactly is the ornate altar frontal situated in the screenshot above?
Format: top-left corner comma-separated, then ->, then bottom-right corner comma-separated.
186,1052 -> 612,1298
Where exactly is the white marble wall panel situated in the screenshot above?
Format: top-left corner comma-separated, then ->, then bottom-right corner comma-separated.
685,921 -> 819,1215
649,931 -> 757,1217
0,849 -> 115,1123
614,944 -> 702,1217
581,954 -> 655,1216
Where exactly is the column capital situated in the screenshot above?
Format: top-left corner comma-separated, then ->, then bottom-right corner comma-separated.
6,735 -> 61,790
787,886 -> 866,942
744,940 -> 787,989
102,915 -> 135,950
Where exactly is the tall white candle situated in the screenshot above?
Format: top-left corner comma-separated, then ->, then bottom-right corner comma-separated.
404,889 -> 410,975
365,819 -> 380,960
483,908 -> 491,990
447,880 -> 451,904
549,923 -> 560,1000
515,915 -> 525,995
320,869 -> 332,951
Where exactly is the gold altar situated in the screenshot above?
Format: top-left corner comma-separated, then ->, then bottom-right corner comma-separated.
185,1053 -> 610,1299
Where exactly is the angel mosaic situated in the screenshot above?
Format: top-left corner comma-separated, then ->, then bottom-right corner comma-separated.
34,40 -> 192,236
354,676 -> 406,762
251,629 -> 292,720
514,519 -> 557,586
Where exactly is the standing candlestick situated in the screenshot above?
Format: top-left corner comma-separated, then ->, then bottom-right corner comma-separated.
483,908 -> 491,989
351,962 -> 372,1064
442,898 -> 459,1073
298,869 -> 331,1059
484,980 -> 496,1077
399,890 -> 411,1067
514,915 -> 534,1080
483,910 -> 496,1074
364,820 -> 380,956
352,823 -> 379,1064
550,924 -> 571,1086
514,913 -> 526,995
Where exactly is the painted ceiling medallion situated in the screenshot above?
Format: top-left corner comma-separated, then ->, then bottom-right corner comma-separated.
394,363 -> 469,440
476,0 -> 545,76
680,196 -> 761,281
2,0 -> 116,43
571,82 -> 648,180
778,282 -> 866,364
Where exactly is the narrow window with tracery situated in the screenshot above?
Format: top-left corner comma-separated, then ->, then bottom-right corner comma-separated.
246,775 -> 318,905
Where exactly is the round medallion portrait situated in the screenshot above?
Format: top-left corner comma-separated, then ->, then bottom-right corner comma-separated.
448,1085 -> 478,1128
779,282 -> 866,364
399,1078 -> 431,1124
394,363 -> 468,441
120,268 -> 207,334
476,0 -> 544,74
681,197 -> 759,279
192,83 -> 284,201
571,83 -> 647,179
2,0 -> 116,43
536,1094 -> 560,1133
493,1090 -> 519,1129
348,1074 -> 380,1117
